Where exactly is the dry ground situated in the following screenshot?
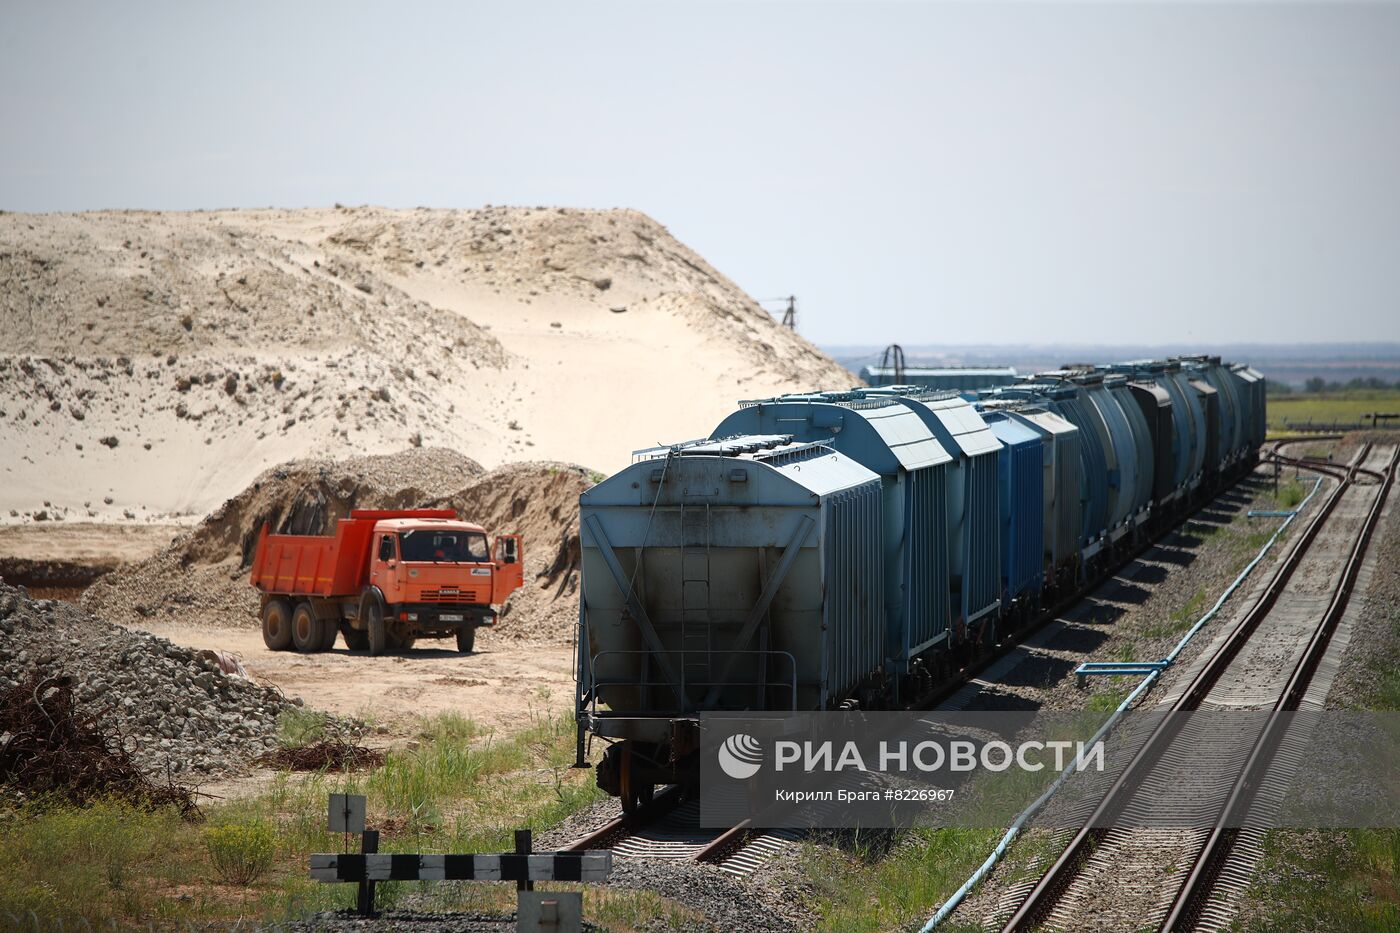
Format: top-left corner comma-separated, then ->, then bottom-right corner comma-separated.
131,620 -> 575,737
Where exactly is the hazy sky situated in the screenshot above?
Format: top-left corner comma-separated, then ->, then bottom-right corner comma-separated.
3,1 -> 1398,347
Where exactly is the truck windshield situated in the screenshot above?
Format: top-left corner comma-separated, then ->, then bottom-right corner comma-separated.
398,530 -> 490,563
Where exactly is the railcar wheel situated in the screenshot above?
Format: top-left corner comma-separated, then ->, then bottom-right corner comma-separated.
291,602 -> 322,653
261,599 -> 293,651
619,744 -> 638,814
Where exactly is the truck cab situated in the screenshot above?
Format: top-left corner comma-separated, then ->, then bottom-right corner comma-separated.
364,517 -> 523,653
368,517 -> 522,608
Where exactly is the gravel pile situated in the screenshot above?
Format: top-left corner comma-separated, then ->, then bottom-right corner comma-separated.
607,858 -> 802,932
0,580 -> 297,779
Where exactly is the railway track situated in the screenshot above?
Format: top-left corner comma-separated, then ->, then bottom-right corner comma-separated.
563,787 -> 798,877
998,442 -> 1398,932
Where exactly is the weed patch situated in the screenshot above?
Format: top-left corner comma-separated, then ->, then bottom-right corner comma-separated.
205,821 -> 276,885
0,707 -> 606,927
1143,588 -> 1207,639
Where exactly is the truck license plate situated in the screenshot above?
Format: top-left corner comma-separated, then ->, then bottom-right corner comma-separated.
440,613 -> 464,622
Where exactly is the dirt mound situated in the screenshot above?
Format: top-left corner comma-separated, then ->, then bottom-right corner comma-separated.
429,462 -> 596,643
0,582 -> 297,780
1,206 -> 853,522
177,446 -> 483,567
83,448 -> 482,631
83,451 -> 592,644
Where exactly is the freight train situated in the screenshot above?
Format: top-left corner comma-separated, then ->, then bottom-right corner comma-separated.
574,357 -> 1266,809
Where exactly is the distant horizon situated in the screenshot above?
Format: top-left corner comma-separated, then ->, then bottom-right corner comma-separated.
821,341 -> 1400,354
821,340 -> 1400,388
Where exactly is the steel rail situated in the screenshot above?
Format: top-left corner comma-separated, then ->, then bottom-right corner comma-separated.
562,784 -> 685,852
1264,452 -> 1384,484
1000,443 -> 1374,932
1161,443 -> 1398,931
694,818 -> 751,863
562,785 -> 763,870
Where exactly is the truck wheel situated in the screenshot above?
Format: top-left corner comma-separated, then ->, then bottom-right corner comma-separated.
366,601 -> 388,656
291,602 -> 323,653
318,614 -> 339,651
388,627 -> 416,652
261,599 -> 293,651
456,627 -> 476,654
340,622 -> 369,651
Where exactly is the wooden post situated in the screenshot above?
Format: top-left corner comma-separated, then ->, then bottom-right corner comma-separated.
357,829 -> 379,916
516,829 -> 533,892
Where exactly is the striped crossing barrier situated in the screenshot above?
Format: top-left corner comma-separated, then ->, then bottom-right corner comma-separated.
314,794 -> 609,926
310,850 -> 613,883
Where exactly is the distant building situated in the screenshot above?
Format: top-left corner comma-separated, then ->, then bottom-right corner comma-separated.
860,365 -> 1019,391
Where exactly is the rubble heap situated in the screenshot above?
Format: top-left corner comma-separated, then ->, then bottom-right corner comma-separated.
0,581 -> 297,779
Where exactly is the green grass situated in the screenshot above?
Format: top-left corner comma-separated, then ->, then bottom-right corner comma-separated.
0,708 -> 666,928
1084,687 -> 1131,713
1266,389 -> 1400,433
1239,830 -> 1400,932
804,828 -> 1001,932
276,707 -> 337,746
1143,588 -> 1208,639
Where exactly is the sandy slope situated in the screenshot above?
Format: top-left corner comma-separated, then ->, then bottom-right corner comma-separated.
0,206 -> 853,522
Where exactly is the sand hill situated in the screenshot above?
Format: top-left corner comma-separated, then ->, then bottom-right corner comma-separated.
0,206 -> 852,522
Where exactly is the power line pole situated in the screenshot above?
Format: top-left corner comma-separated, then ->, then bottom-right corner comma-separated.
879,343 -> 906,385
781,296 -> 796,330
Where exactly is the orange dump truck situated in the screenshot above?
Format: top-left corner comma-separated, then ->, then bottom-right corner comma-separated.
250,509 -> 524,656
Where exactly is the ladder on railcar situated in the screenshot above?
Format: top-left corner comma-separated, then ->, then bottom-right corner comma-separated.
678,497 -> 713,695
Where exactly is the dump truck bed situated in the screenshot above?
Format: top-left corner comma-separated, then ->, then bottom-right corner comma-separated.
249,509 -> 457,598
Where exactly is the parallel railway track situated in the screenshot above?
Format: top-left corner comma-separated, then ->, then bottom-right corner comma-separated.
998,442 -> 1398,932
